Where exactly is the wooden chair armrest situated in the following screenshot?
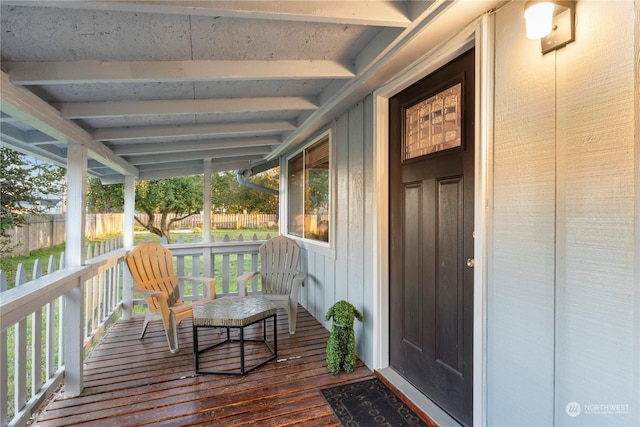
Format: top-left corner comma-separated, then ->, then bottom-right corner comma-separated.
236,271 -> 259,296
289,272 -> 307,304
280,270 -> 307,287
293,272 -> 307,285
237,271 -> 259,283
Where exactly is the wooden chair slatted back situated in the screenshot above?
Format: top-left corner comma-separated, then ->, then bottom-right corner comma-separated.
259,236 -> 301,295
126,243 -> 181,311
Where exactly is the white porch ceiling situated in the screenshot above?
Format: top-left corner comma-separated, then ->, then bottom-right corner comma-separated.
0,1 -> 504,182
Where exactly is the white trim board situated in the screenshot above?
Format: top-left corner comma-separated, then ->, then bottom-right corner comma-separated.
372,14 -> 495,427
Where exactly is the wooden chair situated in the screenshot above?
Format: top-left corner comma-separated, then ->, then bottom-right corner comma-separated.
237,235 -> 306,334
125,242 -> 216,353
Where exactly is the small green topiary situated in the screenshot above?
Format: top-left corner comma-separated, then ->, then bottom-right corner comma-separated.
325,300 -> 363,374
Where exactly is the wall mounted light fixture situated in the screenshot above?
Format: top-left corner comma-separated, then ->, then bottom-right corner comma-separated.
524,0 -> 575,54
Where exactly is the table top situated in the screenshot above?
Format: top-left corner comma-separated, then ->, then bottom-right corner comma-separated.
192,296 -> 276,327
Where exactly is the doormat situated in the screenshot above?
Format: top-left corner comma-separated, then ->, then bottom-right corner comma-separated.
321,378 -> 429,426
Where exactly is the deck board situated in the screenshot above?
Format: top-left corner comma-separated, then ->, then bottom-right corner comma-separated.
33,305 -> 373,426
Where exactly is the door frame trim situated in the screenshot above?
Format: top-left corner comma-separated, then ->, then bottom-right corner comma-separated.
372,14 -> 495,426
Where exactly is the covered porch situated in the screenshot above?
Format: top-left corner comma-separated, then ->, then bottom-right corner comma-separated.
2,1 -> 638,427
32,306 -> 375,427
2,239 -> 397,426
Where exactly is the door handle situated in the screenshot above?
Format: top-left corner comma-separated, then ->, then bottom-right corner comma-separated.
466,257 -> 475,268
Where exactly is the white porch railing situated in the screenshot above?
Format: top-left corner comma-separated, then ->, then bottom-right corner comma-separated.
0,234 -> 268,427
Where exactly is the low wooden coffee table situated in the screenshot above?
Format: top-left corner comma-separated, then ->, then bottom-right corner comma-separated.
192,296 -> 277,375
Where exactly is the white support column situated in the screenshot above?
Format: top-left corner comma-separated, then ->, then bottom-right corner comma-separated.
202,159 -> 213,285
122,174 -> 136,320
64,143 -> 86,397
65,145 -> 87,267
203,158 -> 212,243
123,175 -> 135,249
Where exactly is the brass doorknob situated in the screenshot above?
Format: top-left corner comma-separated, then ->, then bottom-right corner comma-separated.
466,257 -> 475,268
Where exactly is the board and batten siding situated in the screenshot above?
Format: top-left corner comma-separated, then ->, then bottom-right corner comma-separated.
292,95 -> 376,369
491,1 -> 638,426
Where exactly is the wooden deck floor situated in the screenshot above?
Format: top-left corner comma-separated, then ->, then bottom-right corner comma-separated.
33,305 -> 374,427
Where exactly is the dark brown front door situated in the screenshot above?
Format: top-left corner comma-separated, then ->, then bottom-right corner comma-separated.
389,48 -> 474,426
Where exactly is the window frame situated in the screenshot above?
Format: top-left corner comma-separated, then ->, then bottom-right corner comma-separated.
284,130 -> 332,246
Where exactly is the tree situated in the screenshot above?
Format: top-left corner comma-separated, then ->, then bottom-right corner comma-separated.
134,176 -> 203,243
210,172 -> 235,214
236,168 -> 279,214
86,169 -> 279,242
210,170 -> 279,214
87,177 -> 124,213
0,148 -> 66,255
87,176 -> 204,243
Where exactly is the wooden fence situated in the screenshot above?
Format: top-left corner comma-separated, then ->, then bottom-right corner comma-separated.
4,215 -> 66,257
148,213 -> 277,230
4,213 -> 278,257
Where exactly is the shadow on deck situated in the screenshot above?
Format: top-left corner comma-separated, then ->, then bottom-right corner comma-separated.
33,305 -> 373,427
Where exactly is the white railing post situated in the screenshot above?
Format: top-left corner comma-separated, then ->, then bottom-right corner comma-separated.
31,260 -> 43,401
203,246 -> 214,285
46,256 -> 58,378
58,252 -> 65,373
0,270 -> 7,427
14,265 -> 28,420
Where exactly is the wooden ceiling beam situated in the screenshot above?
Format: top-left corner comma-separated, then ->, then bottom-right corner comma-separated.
5,60 -> 354,85
1,1 -> 411,27
110,136 -> 281,156
124,146 -> 273,165
93,121 -> 295,142
54,97 -> 318,119
0,71 -> 138,177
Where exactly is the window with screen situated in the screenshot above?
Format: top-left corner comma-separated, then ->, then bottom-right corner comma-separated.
287,135 -> 330,243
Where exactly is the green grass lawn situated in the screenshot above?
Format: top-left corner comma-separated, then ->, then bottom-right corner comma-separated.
1,244 -> 65,290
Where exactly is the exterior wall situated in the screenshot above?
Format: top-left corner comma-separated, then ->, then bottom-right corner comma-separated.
490,1 -> 638,426
490,3 -> 556,424
554,2 -> 637,424
288,1 -> 638,425
293,95 -> 376,369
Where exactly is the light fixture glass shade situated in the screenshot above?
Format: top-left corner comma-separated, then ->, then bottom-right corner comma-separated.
524,2 -> 555,39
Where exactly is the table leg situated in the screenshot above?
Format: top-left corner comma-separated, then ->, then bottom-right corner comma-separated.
263,317 -> 267,340
193,325 -> 199,372
240,327 -> 245,374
